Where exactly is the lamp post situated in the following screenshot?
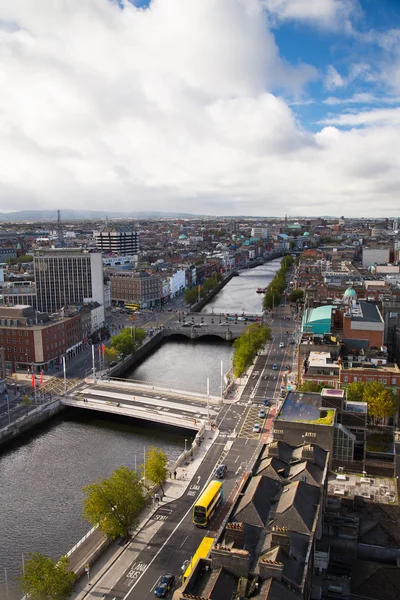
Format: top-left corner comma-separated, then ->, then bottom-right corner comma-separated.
206,377 -> 210,423
184,439 -> 188,454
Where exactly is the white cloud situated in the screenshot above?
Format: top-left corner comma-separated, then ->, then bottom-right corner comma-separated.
262,0 -> 358,30
324,63 -> 371,90
324,93 -> 400,105
0,0 -> 399,217
319,107 -> 400,126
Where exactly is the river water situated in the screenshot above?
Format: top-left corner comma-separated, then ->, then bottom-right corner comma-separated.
0,259 -> 280,599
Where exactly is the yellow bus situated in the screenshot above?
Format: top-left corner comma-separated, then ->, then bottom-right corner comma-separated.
182,537 -> 214,582
124,303 -> 139,311
193,480 -> 223,527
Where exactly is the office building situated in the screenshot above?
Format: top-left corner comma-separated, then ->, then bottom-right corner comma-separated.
95,225 -> 139,255
110,271 -> 162,308
34,248 -> 104,314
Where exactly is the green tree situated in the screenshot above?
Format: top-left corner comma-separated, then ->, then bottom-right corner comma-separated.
202,277 -> 217,292
185,287 -> 198,305
17,254 -> 34,263
104,346 -> 119,364
143,446 -> 169,495
263,290 -> 281,310
83,466 -> 146,538
232,324 -> 272,377
21,394 -> 32,406
109,327 -> 146,356
288,289 -> 304,303
19,552 -> 75,600
363,381 -> 397,422
346,381 -> 365,403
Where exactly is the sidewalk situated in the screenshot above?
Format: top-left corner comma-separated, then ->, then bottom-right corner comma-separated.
69,427 -> 218,600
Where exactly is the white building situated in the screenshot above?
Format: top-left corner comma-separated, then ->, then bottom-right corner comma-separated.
169,269 -> 186,297
90,303 -> 106,332
362,247 -> 390,268
34,248 -> 105,313
251,226 -> 269,240
102,255 -> 137,267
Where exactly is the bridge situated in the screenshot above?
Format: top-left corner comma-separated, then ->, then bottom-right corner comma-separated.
60,380 -> 222,432
160,313 -> 265,340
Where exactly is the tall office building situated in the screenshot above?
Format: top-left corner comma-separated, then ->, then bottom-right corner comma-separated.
95,225 -> 139,255
34,248 -> 104,313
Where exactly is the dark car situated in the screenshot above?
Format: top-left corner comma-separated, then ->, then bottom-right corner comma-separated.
263,398 -> 270,406
272,364 -> 278,370
154,573 -> 175,598
215,464 -> 227,479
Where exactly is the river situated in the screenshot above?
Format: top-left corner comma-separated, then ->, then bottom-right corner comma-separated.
0,259 -> 281,599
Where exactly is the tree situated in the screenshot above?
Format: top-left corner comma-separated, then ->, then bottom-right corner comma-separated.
104,347 -> 119,364
19,552 -> 75,600
109,327 -> 146,356
263,290 -> 281,310
143,446 -> 169,495
346,381 -> 365,403
83,466 -> 146,538
288,289 -> 304,303
202,277 -> 217,292
17,254 -> 34,263
363,381 -> 397,422
232,324 -> 272,377
21,394 -> 32,405
185,287 -> 198,305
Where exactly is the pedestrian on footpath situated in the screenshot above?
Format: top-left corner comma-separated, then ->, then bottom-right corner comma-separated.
173,470 -> 177,479
154,493 -> 160,503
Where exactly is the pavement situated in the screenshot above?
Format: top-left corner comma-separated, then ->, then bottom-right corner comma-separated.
69,427 -> 220,600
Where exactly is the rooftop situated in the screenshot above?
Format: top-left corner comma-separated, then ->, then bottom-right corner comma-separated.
276,392 -> 335,426
327,472 -> 397,504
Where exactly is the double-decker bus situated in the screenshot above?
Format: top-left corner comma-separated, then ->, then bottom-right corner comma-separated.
193,480 -> 223,527
182,537 -> 214,582
124,303 -> 140,311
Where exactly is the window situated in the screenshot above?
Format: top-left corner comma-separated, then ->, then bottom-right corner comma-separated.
274,429 -> 284,434
392,378 -> 397,385
343,375 -> 349,383
383,379 -> 387,385
305,432 -> 316,438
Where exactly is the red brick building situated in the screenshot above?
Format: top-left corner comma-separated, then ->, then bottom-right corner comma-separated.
0,347 -> 6,393
0,306 -> 82,373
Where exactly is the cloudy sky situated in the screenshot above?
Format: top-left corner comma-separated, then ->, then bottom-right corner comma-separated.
1,0 -> 400,217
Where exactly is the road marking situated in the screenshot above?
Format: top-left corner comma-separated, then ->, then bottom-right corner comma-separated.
234,455 -> 239,463
179,535 -> 188,548
122,465 -> 220,599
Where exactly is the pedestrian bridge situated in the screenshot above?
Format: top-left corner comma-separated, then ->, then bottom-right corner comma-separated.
60,380 -> 221,432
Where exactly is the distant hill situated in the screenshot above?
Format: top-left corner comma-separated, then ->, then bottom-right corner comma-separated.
0,209 -> 198,221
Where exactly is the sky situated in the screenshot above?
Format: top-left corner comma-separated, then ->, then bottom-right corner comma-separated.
0,0 -> 400,218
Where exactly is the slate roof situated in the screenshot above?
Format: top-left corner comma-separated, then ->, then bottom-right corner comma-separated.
273,481 -> 320,535
351,560 -> 400,600
260,544 -> 306,588
254,578 -> 301,600
234,476 -> 281,528
254,457 -> 286,480
288,460 -> 323,487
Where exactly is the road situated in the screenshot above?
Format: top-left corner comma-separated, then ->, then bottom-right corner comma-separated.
81,305 -> 297,600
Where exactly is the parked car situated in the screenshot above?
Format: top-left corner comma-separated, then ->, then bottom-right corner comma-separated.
215,464 -> 227,479
279,342 -> 285,348
253,423 -> 261,433
154,573 -> 175,598
258,408 -> 266,418
263,398 -> 270,406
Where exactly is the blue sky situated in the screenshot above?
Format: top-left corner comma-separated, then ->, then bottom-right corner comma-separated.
1,0 -> 400,216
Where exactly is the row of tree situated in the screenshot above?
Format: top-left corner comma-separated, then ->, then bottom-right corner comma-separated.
185,272 -> 223,305
297,380 -> 397,422
103,326 -> 147,364
20,447 -> 169,600
232,323 -> 272,377
262,255 -> 294,310
346,380 -> 397,421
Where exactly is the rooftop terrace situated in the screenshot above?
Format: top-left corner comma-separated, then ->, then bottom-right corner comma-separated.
276,392 -> 335,426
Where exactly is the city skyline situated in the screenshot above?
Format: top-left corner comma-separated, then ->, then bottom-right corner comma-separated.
1,0 -> 400,216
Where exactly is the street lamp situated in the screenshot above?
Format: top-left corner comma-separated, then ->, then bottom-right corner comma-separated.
184,439 -> 188,453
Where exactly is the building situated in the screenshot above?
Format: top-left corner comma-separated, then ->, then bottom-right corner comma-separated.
362,247 -> 390,268
0,347 -> 6,393
0,305 -> 83,372
110,271 -> 162,308
302,305 -> 334,335
251,226 -> 269,240
0,281 -> 37,308
34,248 -> 104,314
95,225 -> 139,255
342,300 -> 384,349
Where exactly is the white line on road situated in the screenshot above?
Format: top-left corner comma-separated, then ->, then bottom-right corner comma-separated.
179,535 -> 188,548
234,455 -> 239,464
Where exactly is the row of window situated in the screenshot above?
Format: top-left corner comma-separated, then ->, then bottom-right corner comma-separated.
342,375 -> 397,385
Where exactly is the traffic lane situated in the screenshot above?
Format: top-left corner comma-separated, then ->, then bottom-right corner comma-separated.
217,404 -> 247,434
92,384 -> 217,407
123,439 -> 258,600
103,439 -> 226,600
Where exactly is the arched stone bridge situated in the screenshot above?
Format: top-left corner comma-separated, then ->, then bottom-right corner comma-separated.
163,324 -> 246,341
